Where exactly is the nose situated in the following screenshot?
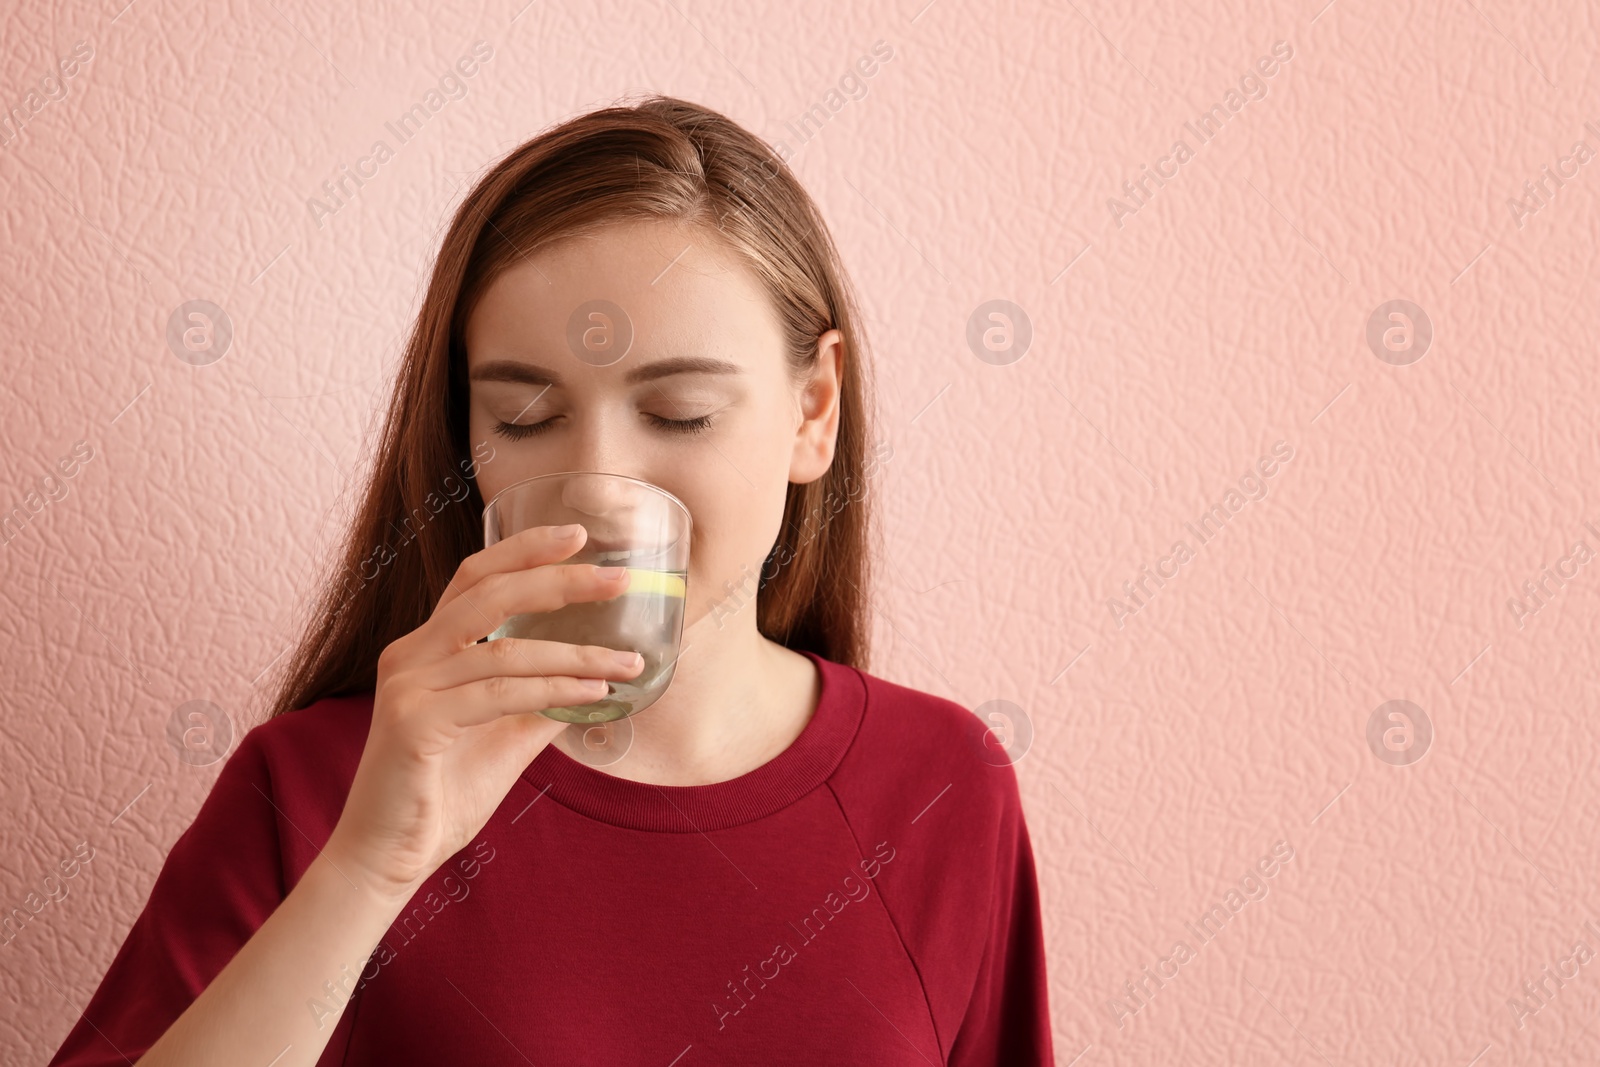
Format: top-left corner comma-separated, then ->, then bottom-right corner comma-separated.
560,472 -> 683,554
547,408 -> 678,547
558,403 -> 634,484
560,471 -> 635,517
557,452 -> 647,549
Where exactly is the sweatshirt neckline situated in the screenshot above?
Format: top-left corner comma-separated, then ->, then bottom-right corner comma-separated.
520,649 -> 865,833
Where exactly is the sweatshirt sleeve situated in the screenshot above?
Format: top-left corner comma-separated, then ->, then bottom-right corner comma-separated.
45,725 -> 355,1066
946,772 -> 1055,1066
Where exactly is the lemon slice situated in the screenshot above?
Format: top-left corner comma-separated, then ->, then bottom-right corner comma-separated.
623,567 -> 686,598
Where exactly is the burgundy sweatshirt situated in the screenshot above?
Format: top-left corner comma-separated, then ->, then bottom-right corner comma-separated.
47,650 -> 1053,1065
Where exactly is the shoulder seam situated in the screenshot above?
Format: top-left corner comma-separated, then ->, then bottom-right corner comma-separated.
946,838 -> 1001,1058
822,775 -> 947,1061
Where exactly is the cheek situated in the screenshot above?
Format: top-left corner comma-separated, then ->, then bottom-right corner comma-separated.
471,449 -> 514,508
466,409 -> 498,484
466,409 -> 550,508
673,492 -> 770,623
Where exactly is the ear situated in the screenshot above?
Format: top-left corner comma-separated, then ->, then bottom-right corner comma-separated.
789,328 -> 845,485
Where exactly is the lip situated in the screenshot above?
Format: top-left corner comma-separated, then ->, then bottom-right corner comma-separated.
584,540 -> 658,564
580,533 -> 631,554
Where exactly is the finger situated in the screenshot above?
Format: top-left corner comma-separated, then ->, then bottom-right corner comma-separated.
434,523 -> 588,615
425,559 -> 634,656
424,637 -> 644,692
434,673 -> 617,730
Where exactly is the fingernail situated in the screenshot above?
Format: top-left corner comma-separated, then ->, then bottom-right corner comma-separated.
554,524 -> 583,538
595,566 -> 627,579
611,650 -> 642,667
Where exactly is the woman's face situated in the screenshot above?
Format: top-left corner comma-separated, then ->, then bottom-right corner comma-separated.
463,217 -> 843,631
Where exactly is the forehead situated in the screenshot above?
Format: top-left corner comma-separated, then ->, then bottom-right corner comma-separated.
464,218 -> 782,371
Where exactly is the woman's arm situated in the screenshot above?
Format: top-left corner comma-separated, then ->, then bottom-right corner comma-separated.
135,846 -> 406,1067
78,523 -> 642,1065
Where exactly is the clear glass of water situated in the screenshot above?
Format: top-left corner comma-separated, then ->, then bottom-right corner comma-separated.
481,471 -> 691,724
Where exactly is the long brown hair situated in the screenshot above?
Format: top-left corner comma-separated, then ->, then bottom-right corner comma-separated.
264,94 -> 881,721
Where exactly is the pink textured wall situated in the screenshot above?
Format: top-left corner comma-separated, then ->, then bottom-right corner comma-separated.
3,0 -> 1598,1062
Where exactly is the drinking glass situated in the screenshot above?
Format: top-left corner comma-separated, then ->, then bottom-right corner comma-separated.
481,471 -> 690,723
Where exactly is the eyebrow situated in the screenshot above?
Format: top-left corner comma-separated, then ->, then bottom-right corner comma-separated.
469,355 -> 744,387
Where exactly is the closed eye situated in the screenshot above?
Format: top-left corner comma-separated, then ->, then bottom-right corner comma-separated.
493,413 -> 715,441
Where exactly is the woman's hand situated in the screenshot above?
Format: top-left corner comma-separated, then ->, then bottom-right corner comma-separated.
324,523 -> 643,904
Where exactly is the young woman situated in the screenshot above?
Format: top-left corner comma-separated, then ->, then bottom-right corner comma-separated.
47,95 -> 1053,1066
